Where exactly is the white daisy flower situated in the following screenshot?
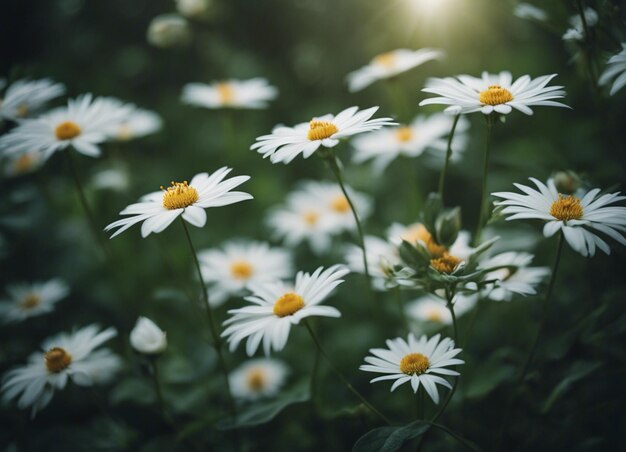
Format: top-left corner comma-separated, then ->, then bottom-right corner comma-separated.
182,78 -> 278,110
351,114 -> 469,173
562,28 -> 584,42
562,7 -> 598,42
346,48 -> 444,92
1,324 -> 121,417
344,235 -> 400,290
492,178 -> 626,257
176,0 -> 212,19
3,150 -> 46,177
0,78 -> 65,121
90,167 -> 130,192
406,293 -> 477,326
0,279 -> 69,323
222,265 -> 349,356
419,71 -> 569,116
97,98 -> 162,141
479,252 -> 550,301
147,14 -> 191,49
599,44 -> 626,96
198,240 -> 293,307
513,3 -> 548,22
359,333 -> 463,403
0,94 -> 128,160
229,358 -> 288,401
251,106 -> 396,164
130,317 -> 167,354
105,167 -> 252,238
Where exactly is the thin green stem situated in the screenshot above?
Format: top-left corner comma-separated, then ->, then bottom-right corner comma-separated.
431,295 -> 459,423
310,346 -> 321,414
426,421 -> 482,452
438,114 -> 461,202
304,321 -> 392,425
394,287 -> 409,332
576,0 -> 598,83
404,159 -> 420,221
473,118 -> 494,246
151,358 -> 172,424
418,387 -> 425,420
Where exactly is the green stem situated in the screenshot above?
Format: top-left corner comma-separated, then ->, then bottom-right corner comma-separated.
394,287 -> 409,332
304,321 -> 392,425
151,358 -> 172,424
438,114 -> 461,202
431,296 -> 459,423
575,0 -> 598,83
426,421 -> 482,452
179,219 -> 237,425
310,346 -> 321,414
404,159 -> 421,221
473,118 -> 494,246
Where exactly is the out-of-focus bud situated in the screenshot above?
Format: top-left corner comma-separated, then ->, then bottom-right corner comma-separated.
175,0 -> 213,20
147,14 -> 191,49
553,170 -> 582,194
436,207 -> 461,248
130,317 -> 167,355
421,193 -> 443,236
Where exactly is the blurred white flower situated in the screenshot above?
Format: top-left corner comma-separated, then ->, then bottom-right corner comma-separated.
479,252 -> 549,301
562,8 -> 598,42
599,43 -> 626,96
513,3 -> 547,22
251,106 -> 396,164
351,114 -> 469,173
3,150 -> 46,177
105,105 -> 162,141
0,94 -> 128,160
176,0 -> 212,19
493,177 -> 626,257
344,235 -> 399,290
182,78 -> 278,109
420,71 -> 569,116
222,265 -> 349,356
130,317 -> 167,354
230,358 -> 288,401
1,325 -> 120,417
0,78 -> 65,121
105,167 -> 252,238
198,240 -> 292,307
346,48 -> 444,92
147,14 -> 191,48
406,293 -> 477,326
360,333 -> 463,403
90,167 -> 130,192
0,279 -> 69,323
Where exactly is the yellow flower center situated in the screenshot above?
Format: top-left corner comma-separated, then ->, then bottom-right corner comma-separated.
246,368 -> 266,391
395,127 -> 413,142
330,195 -> 350,213
216,82 -> 235,105
479,85 -> 514,106
550,194 -> 583,221
161,181 -> 199,210
307,120 -> 338,141
303,211 -> 320,226
230,260 -> 254,280
16,104 -> 29,118
13,153 -> 37,174
399,352 -> 430,375
44,347 -> 72,373
426,307 -> 444,323
19,294 -> 41,310
430,253 -> 462,273
55,121 -> 82,140
402,224 -> 447,258
373,51 -> 396,68
273,292 -> 305,317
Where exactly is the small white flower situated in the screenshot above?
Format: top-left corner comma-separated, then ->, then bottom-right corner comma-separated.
359,333 -> 463,403
105,167 -> 252,238
147,14 -> 191,48
513,3 -> 548,22
492,177 -> 626,257
176,0 -> 212,19
419,71 -> 569,116
1,325 -> 120,417
344,235 -> 400,290
90,167 -> 130,192
351,114 -> 469,173
0,94 -> 129,160
251,106 -> 396,164
0,280 -> 69,323
346,48 -> 444,92
480,252 -> 550,301
230,358 -> 288,401
3,150 -> 46,177
562,8 -> 598,42
406,293 -> 477,325
222,265 -> 349,356
105,102 -> 162,141
0,78 -> 65,121
198,240 -> 293,307
562,28 -> 584,42
182,78 -> 278,110
130,317 -> 167,354
599,43 -> 626,96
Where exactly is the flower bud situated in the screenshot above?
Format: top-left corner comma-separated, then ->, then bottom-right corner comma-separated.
552,170 -> 582,195
130,317 -> 167,354
176,0 -> 213,19
147,14 -> 191,49
436,207 -> 461,248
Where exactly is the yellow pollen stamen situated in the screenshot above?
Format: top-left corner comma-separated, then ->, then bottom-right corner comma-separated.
550,194 -> 583,221
430,253 -> 462,273
307,120 -> 338,141
246,369 -> 266,391
373,52 -> 396,68
399,352 -> 430,375
395,126 -> 413,142
216,82 -> 235,105
16,104 -> 29,118
330,195 -> 350,213
303,211 -> 319,226
230,261 -> 254,280
55,121 -> 82,140
479,84 -> 514,106
426,308 -> 444,323
402,224 -> 447,258
19,294 -> 41,310
44,347 -> 72,373
161,181 -> 199,210
273,292 -> 305,317
14,154 -> 36,174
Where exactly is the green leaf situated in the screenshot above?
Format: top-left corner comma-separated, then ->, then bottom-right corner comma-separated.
217,380 -> 310,430
110,377 -> 155,406
352,420 -> 430,452
465,363 -> 515,399
541,361 -> 602,413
